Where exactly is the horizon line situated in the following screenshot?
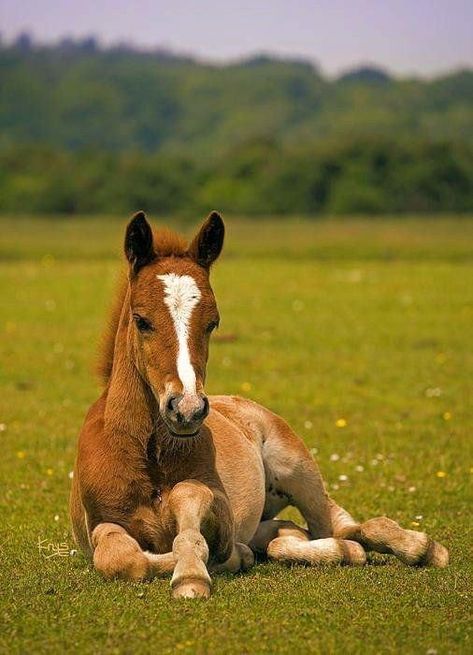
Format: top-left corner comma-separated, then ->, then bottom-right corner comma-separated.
3,31 -> 472,81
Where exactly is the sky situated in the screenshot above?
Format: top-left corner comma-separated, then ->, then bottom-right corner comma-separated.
1,0 -> 472,76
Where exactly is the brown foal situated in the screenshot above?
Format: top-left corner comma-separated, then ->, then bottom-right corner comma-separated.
70,211 -> 448,599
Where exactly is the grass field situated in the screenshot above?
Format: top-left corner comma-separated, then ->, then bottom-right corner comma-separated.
1,215 -> 472,654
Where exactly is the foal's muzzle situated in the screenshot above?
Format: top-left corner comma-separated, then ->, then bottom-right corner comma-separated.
163,392 -> 209,437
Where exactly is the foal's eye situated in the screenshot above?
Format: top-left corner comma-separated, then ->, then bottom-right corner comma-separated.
133,314 -> 154,333
206,319 -> 219,334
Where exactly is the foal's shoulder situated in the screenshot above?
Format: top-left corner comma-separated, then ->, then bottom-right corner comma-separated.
208,394 -> 269,440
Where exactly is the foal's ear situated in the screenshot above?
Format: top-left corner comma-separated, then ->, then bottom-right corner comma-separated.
124,211 -> 155,274
188,211 -> 225,268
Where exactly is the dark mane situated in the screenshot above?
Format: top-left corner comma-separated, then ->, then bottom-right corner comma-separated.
96,227 -> 189,385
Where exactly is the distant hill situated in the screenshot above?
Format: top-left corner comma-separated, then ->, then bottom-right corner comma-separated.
0,40 -> 472,155
338,65 -> 391,84
0,39 -> 472,216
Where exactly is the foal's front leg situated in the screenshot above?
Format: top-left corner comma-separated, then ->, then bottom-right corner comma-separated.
92,523 -> 175,581
167,479 -> 234,599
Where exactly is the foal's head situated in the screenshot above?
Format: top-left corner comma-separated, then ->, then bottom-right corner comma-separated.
124,211 -> 224,438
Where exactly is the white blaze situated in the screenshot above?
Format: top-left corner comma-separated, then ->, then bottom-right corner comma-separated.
157,273 -> 201,395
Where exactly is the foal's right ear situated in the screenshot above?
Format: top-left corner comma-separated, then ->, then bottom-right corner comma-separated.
124,211 -> 155,274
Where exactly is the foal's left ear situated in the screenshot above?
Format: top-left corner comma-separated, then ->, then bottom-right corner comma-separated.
124,211 -> 155,274
188,211 -> 225,268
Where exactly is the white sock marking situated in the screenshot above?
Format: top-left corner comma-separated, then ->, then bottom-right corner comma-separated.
157,274 -> 201,395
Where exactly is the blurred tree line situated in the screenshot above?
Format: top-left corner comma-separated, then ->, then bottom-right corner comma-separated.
0,38 -> 472,215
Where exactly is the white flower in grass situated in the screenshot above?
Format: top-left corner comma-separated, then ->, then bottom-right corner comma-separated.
425,387 -> 442,398
330,453 -> 340,462
355,465 -> 364,472
292,300 -> 304,312
304,420 -> 313,429
338,474 -> 349,482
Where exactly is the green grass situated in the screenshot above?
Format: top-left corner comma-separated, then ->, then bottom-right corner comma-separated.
1,215 -> 472,654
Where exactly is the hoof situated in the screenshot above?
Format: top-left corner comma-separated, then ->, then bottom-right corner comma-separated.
171,578 -> 211,600
341,540 -> 367,566
420,541 -> 449,568
237,543 -> 255,571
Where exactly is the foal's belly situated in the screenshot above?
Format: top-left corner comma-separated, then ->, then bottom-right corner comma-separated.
208,407 -> 266,544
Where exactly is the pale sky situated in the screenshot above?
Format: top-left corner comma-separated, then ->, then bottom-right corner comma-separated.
1,0 -> 472,76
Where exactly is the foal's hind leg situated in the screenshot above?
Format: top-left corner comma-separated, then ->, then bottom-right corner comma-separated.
260,408 -> 447,568
329,501 -> 449,567
261,411 -> 333,538
250,519 -> 366,566
260,413 -> 364,564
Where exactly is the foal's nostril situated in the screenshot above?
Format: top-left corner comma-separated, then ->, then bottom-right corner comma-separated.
166,394 -> 182,415
194,396 -> 209,422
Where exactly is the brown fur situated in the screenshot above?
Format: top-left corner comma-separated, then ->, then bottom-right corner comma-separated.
71,212 -> 448,600
96,228 -> 189,385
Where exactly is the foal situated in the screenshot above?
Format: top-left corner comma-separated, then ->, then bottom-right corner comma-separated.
70,211 -> 448,599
